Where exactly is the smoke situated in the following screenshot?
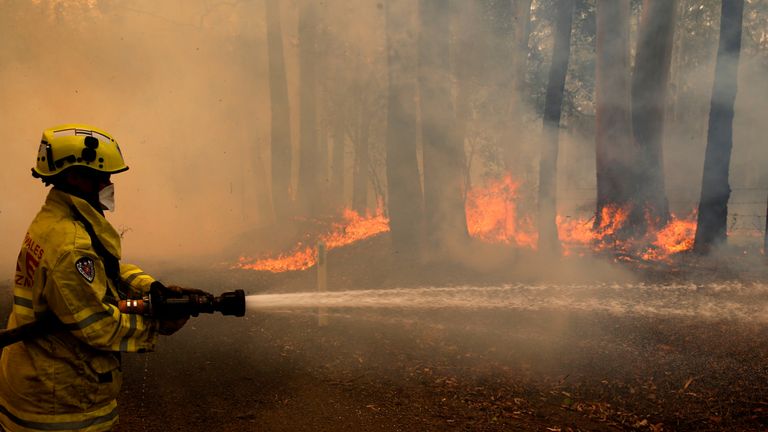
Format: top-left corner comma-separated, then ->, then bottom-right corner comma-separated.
0,0 -> 275,269
1,0 -> 767,277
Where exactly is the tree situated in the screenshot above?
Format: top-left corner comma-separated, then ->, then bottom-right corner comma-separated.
264,0 -> 292,220
385,0 -> 423,255
630,0 -> 677,230
351,86 -> 372,213
694,0 -> 745,253
330,102 -> 346,209
418,0 -> 468,251
512,0 -> 533,99
537,0 -> 575,255
594,0 -> 633,228
296,0 -> 319,216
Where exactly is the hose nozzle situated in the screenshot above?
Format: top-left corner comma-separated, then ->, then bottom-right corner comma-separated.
118,289 -> 246,318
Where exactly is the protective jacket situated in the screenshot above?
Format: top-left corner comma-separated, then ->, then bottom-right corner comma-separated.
0,188 -> 159,432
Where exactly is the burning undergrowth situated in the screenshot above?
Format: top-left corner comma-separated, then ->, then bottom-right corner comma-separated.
236,175 -> 703,274
236,208 -> 390,272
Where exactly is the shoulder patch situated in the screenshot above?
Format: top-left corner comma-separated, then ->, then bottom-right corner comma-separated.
75,257 -> 96,283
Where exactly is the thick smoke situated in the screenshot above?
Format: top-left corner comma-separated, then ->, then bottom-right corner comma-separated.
1,0 -> 767,278
0,1 -> 275,270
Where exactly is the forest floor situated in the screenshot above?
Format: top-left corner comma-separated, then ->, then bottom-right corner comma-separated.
4,233 -> 768,431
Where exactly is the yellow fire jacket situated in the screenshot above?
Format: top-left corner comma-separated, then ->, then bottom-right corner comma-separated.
0,188 -> 160,432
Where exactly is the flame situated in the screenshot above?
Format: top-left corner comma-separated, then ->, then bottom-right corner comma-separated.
238,175 -> 701,273
465,175 -> 537,248
237,208 -> 390,272
463,175 -> 697,261
641,214 -> 697,261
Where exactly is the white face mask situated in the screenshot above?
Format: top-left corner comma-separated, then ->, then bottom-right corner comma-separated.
99,183 -> 116,212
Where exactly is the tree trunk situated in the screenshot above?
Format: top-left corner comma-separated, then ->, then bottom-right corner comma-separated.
385,0 -> 423,255
296,0 -> 319,216
419,0 -> 468,251
693,0 -> 744,254
317,117 -> 330,213
264,0 -> 292,220
512,0 -> 533,98
630,0 -> 676,230
594,0 -> 633,228
537,0 -> 574,255
352,109 -> 371,214
315,14 -> 331,216
330,112 -> 346,209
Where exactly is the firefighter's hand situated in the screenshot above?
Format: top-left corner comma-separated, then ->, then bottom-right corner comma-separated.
158,317 -> 188,336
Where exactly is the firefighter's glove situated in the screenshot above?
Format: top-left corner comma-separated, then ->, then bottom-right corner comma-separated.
158,317 -> 188,336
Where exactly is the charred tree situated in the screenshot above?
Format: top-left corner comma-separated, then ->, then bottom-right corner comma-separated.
264,0 -> 292,219
296,0 -> 319,216
694,0 -> 744,254
594,0 -> 633,228
385,0 -> 423,255
630,0 -> 677,230
537,0 -> 574,255
419,0 -> 469,251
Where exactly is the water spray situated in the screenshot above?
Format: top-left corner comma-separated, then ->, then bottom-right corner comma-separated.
245,283 -> 768,322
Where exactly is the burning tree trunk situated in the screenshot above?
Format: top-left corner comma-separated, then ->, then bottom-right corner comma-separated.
419,0 -> 469,251
264,0 -> 292,219
594,0 -> 633,228
537,0 -> 574,255
694,0 -> 744,254
385,0 -> 423,255
296,0 -> 319,216
630,0 -> 676,230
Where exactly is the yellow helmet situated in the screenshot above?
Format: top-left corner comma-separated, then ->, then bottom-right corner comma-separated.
33,124 -> 128,178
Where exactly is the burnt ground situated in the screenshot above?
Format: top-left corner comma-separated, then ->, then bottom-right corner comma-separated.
3,235 -> 768,431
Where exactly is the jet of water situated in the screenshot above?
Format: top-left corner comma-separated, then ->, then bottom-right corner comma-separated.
246,283 -> 768,322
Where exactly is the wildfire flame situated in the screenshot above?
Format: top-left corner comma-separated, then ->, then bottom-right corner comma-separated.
238,175 -> 700,273
463,176 -> 697,261
465,175 -> 537,248
236,208 -> 390,272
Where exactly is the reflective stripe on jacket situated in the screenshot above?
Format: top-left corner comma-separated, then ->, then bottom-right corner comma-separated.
0,188 -> 160,432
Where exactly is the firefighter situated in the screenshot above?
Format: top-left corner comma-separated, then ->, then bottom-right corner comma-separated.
0,124 -> 187,432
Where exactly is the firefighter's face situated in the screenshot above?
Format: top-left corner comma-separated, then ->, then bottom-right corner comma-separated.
63,167 -> 112,195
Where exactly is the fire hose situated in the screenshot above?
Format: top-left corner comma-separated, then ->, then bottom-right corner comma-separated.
0,287 -> 246,349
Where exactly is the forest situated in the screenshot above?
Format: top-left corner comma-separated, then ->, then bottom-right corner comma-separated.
2,1 -> 768,431
231,0 -> 768,274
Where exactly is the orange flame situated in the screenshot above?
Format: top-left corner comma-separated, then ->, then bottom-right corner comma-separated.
464,176 -> 697,261
238,175 -> 700,272
465,175 -> 537,248
641,214 -> 697,261
237,208 -> 390,272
